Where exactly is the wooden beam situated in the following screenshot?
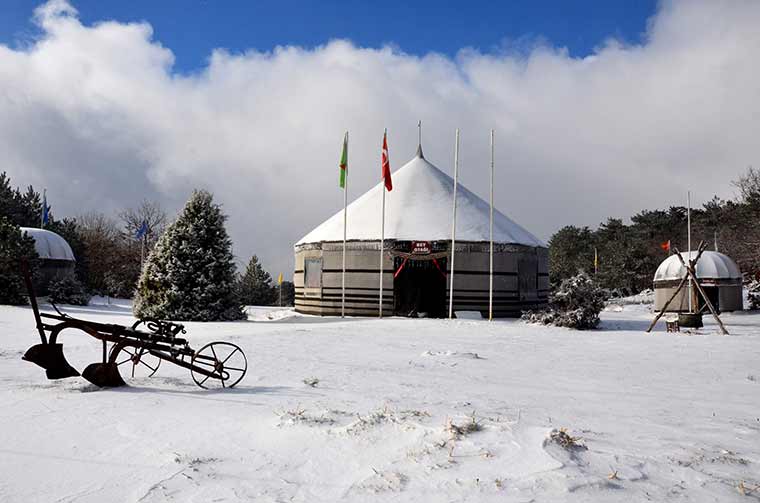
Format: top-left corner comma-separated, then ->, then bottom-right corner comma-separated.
674,246 -> 729,335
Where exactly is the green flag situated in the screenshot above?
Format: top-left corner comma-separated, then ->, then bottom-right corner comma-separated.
339,133 -> 348,188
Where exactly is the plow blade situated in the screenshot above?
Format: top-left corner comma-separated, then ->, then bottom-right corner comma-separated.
23,343 -> 80,379
82,362 -> 126,388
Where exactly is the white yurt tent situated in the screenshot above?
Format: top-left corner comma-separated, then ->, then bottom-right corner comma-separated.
653,251 -> 743,312
294,147 -> 548,317
21,227 -> 76,292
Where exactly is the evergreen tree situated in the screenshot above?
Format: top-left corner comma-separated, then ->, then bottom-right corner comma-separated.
280,280 -> 295,307
548,226 -> 594,286
0,217 -> 39,305
0,173 -> 42,227
133,190 -> 245,321
237,255 -> 277,306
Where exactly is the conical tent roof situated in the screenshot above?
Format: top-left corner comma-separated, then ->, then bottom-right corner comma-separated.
297,151 -> 544,247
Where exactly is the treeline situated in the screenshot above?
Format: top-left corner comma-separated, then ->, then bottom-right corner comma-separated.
0,171 -> 293,306
549,167 -> 760,295
1,171 -> 167,298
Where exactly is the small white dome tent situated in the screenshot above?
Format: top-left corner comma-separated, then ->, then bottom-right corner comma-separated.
293,147 -> 549,317
653,251 -> 743,312
21,227 -> 76,292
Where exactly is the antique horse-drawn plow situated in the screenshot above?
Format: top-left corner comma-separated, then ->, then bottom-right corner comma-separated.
20,264 -> 247,389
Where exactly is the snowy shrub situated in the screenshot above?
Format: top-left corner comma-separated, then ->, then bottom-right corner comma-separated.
522,272 -> 608,329
48,275 -> 91,306
133,190 -> 245,321
748,280 -> 760,310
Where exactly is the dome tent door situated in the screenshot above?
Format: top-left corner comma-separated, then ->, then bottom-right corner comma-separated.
393,257 -> 447,318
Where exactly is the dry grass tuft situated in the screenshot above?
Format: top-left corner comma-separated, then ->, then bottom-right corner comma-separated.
446,412 -> 483,439
738,481 -> 760,496
275,405 -> 334,426
548,428 -> 587,451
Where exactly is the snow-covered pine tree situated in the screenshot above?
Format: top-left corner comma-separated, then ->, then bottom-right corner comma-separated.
522,271 -> 608,329
748,280 -> 760,310
237,255 -> 276,306
133,190 -> 245,321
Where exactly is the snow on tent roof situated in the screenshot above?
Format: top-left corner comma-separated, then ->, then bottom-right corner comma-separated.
654,251 -> 741,282
297,151 -> 545,247
20,227 -> 76,261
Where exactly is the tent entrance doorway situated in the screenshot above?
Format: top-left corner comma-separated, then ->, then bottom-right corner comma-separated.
698,286 -> 720,313
393,257 -> 447,318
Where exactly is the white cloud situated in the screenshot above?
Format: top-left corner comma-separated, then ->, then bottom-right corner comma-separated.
1,0 -> 758,277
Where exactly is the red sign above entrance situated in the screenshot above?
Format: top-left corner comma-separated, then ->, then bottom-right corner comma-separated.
411,241 -> 432,254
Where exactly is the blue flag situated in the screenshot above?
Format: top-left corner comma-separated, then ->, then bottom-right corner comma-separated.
135,221 -> 148,240
42,190 -> 50,226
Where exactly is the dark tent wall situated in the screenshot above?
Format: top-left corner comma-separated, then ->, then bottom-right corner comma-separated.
294,240 -> 548,317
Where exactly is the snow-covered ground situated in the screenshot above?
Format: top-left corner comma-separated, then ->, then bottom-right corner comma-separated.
0,300 -> 758,502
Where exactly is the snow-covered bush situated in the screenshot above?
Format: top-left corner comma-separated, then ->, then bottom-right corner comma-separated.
133,190 -> 245,321
522,272 -> 608,329
48,275 -> 91,306
748,280 -> 760,310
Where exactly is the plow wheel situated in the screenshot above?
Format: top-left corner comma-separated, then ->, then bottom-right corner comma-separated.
110,342 -> 161,379
191,342 -> 247,389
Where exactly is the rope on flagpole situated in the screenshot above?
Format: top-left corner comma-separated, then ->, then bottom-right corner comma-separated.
449,129 -> 460,319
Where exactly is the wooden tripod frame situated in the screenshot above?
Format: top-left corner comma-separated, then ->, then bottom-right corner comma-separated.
646,240 -> 729,335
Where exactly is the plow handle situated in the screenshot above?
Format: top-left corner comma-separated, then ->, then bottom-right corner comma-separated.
20,260 -> 47,345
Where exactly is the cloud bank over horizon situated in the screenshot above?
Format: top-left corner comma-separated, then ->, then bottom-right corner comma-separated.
1,0 -> 758,276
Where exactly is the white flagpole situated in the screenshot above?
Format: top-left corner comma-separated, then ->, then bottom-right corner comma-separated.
489,129 -> 494,322
342,132 -> 348,319
687,190 -> 692,313
448,129 -> 460,319
379,129 -> 387,318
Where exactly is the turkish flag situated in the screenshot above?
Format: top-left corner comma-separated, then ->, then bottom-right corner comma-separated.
381,131 -> 392,191
660,240 -> 671,252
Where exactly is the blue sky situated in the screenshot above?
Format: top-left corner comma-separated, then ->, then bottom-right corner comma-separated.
2,0 -> 657,72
